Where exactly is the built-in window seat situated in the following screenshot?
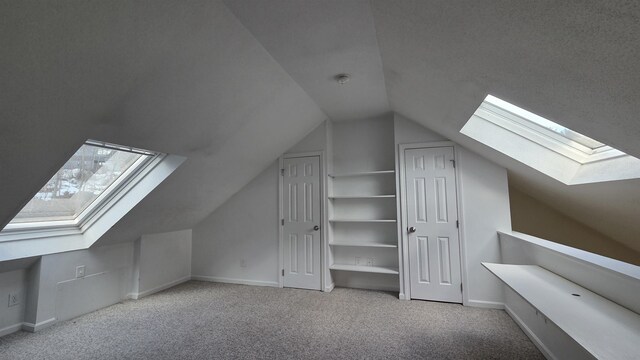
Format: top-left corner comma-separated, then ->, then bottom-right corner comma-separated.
492,231 -> 640,360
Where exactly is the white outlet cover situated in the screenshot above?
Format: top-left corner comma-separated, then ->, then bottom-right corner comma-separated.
76,265 -> 86,278
8,292 -> 20,307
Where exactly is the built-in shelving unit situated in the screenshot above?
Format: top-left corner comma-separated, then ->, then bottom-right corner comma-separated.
327,168 -> 399,282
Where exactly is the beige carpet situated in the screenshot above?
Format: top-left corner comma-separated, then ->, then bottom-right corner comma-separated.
0,281 -> 543,359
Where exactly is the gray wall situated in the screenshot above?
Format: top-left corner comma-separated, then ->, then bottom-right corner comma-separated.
191,122 -> 329,286
134,229 -> 192,298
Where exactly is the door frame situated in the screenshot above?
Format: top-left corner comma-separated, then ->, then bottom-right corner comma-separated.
278,151 -> 327,290
397,141 -> 468,304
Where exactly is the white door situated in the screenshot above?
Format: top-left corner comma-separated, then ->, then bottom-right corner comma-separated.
282,156 -> 321,290
404,147 -> 462,303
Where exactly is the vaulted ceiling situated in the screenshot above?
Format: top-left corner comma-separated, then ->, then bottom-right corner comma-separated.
1,1 -> 638,252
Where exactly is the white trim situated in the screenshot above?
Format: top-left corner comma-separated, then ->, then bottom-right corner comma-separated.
454,147 -> 471,307
129,275 -> 191,300
278,151 -> 326,292
504,304 -> 557,360
397,142 -> 466,304
191,275 -> 279,288
0,154 -> 185,262
22,317 -> 56,333
0,323 -> 23,337
278,156 -> 285,288
3,145 -> 158,232
324,282 -> 335,292
465,299 -> 505,309
394,141 -> 406,298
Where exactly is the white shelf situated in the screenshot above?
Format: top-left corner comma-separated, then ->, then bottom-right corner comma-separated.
330,264 -> 399,274
329,219 -> 396,223
330,242 -> 397,248
483,263 -> 640,360
329,195 -> 396,199
328,170 -> 395,178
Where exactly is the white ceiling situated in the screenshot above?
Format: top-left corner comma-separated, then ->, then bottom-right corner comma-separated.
1,1 -> 638,252
224,0 -> 389,121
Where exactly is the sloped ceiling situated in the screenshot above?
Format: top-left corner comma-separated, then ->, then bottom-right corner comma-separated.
367,0 -> 640,252
0,1 -> 327,245
224,0 -> 389,121
1,1 -> 638,253
224,1 -> 640,252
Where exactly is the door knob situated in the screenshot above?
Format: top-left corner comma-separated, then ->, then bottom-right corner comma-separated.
313,225 -> 320,231
408,226 -> 416,233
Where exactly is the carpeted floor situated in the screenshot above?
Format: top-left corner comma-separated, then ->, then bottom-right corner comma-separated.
0,281 -> 543,359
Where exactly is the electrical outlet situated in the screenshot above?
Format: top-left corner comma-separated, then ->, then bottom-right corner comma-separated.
240,259 -> 247,268
8,292 -> 20,307
355,257 -> 361,265
76,265 -> 86,278
367,258 -> 374,266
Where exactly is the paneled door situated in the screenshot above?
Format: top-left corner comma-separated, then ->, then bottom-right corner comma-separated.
404,147 -> 462,302
282,156 -> 321,290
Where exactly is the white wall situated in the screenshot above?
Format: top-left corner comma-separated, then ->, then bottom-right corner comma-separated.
333,115 -> 394,173
31,242 -> 134,327
394,114 -> 511,307
0,269 -> 27,336
191,122 -> 328,287
0,229 -> 197,336
133,229 -> 192,299
456,147 -> 511,307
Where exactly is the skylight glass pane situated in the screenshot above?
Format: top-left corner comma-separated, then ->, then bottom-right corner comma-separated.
11,143 -> 149,223
485,95 -> 605,150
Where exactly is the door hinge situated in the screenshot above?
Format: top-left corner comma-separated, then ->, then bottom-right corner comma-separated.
280,168 -> 285,176
456,220 -> 459,228
460,283 -> 463,293
450,159 -> 456,168
281,219 -> 284,226
282,269 -> 285,276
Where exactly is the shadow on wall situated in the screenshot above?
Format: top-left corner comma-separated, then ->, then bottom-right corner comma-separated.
508,186 -> 640,266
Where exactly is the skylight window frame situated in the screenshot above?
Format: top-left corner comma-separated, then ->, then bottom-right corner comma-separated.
483,95 -> 607,152
1,141 -> 160,234
476,99 -> 625,165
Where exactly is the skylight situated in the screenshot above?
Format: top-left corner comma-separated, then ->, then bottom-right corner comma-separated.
9,140 -> 156,226
0,140 -> 186,262
461,95 -> 640,185
484,95 -> 606,153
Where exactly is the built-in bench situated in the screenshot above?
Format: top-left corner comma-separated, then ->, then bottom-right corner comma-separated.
483,262 -> 640,360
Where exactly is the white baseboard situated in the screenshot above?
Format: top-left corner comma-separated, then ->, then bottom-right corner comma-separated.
0,323 -> 23,337
130,275 -> 191,300
22,317 -> 56,333
324,282 -> 335,292
505,304 -> 556,360
192,275 -> 279,288
465,299 -> 505,309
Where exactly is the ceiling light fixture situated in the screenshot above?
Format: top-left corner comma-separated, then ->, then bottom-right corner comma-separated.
335,73 -> 351,85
